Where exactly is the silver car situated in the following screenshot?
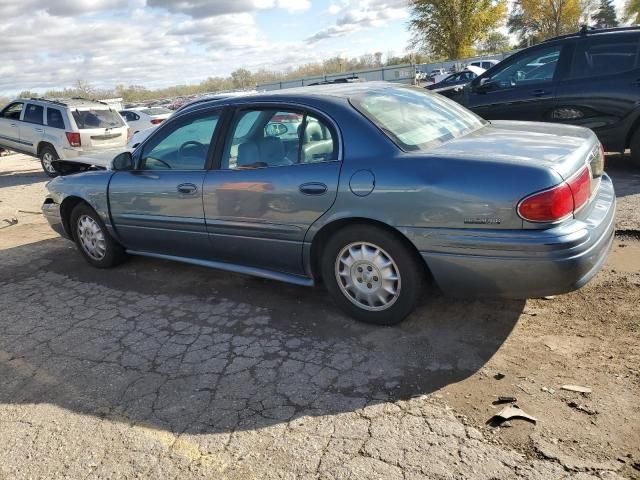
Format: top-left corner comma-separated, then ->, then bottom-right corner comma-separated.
42,83 -> 615,325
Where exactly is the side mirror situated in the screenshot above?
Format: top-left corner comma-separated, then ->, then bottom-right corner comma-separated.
112,152 -> 134,171
474,78 -> 494,93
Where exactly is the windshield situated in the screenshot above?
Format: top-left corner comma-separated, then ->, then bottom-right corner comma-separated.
141,107 -> 172,116
72,109 -> 124,129
351,86 -> 486,151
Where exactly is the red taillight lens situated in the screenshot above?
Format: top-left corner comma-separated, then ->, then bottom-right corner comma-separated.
567,167 -> 591,212
517,166 -> 591,222
150,118 -> 164,125
127,128 -> 132,141
65,132 -> 81,147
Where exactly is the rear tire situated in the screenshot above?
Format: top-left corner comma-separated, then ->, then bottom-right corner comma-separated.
629,128 -> 640,168
70,203 -> 127,268
40,145 -> 60,178
321,225 -> 424,325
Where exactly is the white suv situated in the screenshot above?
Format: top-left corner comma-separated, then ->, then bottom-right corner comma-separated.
0,98 -> 129,177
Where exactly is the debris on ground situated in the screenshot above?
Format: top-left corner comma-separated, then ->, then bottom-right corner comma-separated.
515,383 -> 534,395
494,373 -> 505,380
0,218 -> 18,229
493,396 -> 517,404
561,385 -> 592,394
567,400 -> 598,416
541,386 -> 556,394
489,405 -> 537,425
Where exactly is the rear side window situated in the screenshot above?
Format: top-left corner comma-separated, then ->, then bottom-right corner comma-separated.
571,34 -> 639,79
352,86 -> 486,151
23,104 -> 44,125
72,109 -> 124,129
46,108 -> 65,129
484,44 -> 562,88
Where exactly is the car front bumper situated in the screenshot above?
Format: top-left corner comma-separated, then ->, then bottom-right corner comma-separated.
400,174 -> 616,299
42,200 -> 69,239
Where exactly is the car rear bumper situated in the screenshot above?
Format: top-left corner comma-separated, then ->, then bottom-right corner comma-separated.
401,174 -> 616,299
42,200 -> 69,239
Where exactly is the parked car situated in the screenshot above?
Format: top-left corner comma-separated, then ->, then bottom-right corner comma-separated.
461,26 -> 640,167
0,97 -> 129,177
119,107 -> 172,134
426,66 -> 485,99
42,83 -> 614,325
467,59 -> 500,70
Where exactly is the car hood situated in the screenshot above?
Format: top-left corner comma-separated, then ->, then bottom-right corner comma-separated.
428,120 -> 597,180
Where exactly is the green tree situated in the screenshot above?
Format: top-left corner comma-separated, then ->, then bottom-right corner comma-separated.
509,0 -> 581,45
477,31 -> 512,53
230,68 -> 253,89
408,0 -> 507,59
18,90 -> 39,99
624,0 -> 640,22
592,0 -> 618,27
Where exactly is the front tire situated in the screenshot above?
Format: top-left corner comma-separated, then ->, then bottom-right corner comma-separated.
321,225 -> 424,325
70,203 -> 127,268
40,146 -> 60,178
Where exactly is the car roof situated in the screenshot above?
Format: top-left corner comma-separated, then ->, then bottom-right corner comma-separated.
177,81 -> 412,116
19,97 -> 112,109
543,25 -> 640,43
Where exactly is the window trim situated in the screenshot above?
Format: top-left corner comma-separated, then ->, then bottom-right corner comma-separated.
134,107 -> 224,172
214,102 -> 342,171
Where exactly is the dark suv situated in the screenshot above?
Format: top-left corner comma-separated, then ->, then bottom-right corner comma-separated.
461,26 -> 640,166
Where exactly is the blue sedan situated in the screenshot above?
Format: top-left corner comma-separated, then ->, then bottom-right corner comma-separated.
42,83 -> 615,325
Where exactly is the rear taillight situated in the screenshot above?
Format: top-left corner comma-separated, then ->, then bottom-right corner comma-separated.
65,132 -> 81,147
150,118 -> 164,125
518,166 -> 591,222
127,128 -> 132,141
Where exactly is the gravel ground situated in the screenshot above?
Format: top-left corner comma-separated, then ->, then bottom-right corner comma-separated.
0,153 -> 638,479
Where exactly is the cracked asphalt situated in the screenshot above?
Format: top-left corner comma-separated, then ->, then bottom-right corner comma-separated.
1,154 -> 638,479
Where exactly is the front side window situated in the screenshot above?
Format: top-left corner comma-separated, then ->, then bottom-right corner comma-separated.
23,104 -> 44,125
140,111 -> 219,170
351,86 -> 485,151
571,34 -> 639,79
72,109 -> 125,129
46,108 -> 65,129
1,102 -> 24,120
222,109 -> 337,169
484,45 -> 562,89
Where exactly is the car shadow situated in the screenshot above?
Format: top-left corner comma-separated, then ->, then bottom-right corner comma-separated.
0,238 -> 524,435
0,169 -> 47,188
606,153 -> 640,199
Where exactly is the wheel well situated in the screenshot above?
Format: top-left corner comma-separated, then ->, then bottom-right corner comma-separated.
625,114 -> 640,150
309,217 -> 431,283
37,142 -> 56,158
59,196 -> 86,237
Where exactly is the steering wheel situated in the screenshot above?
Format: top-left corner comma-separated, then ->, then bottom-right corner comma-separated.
179,141 -> 205,161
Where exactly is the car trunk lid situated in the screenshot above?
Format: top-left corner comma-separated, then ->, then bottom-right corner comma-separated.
428,120 -> 599,182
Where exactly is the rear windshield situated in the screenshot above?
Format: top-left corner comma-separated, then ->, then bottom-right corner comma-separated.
350,86 -> 486,151
141,107 -> 172,116
72,109 -> 125,129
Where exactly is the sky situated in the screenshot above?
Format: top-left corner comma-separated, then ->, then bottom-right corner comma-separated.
0,0 -> 629,97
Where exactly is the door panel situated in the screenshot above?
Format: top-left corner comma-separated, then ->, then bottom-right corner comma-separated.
203,161 -> 341,274
109,171 -> 209,257
108,109 -> 222,258
0,102 -> 25,151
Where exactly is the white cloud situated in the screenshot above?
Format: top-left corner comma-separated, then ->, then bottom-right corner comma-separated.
307,0 -> 408,43
277,0 -> 311,13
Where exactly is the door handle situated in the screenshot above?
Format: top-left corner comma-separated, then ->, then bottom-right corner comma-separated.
531,89 -> 549,97
299,182 -> 327,195
177,183 -> 198,194
9,123 -> 17,127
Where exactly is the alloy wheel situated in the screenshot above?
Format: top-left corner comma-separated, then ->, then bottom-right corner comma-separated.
77,215 -> 107,260
335,242 -> 401,311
